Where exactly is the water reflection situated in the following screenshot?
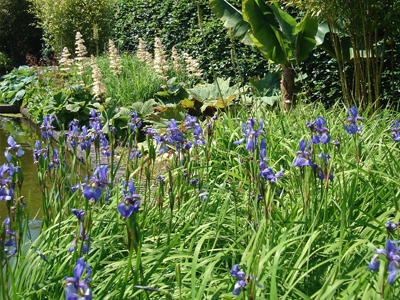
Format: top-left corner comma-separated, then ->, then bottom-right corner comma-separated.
0,116 -> 43,222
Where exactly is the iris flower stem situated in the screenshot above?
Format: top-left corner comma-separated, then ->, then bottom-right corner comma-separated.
120,236 -> 135,299
0,255 -> 6,299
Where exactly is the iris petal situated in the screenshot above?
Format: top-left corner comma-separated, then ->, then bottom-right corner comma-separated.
118,202 -> 134,218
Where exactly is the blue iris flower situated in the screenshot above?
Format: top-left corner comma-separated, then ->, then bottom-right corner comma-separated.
345,106 -> 364,135
129,111 -> 142,130
229,264 -> 262,295
294,140 -> 312,168
40,115 -> 54,140
234,118 -> 265,151
391,120 -> 400,142
118,179 -> 141,218
306,117 -> 330,145
370,239 -> 400,285
386,220 -> 399,234
64,257 -> 92,300
83,165 -> 110,201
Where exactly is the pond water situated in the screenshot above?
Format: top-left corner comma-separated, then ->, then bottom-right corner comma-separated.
0,115 -> 43,225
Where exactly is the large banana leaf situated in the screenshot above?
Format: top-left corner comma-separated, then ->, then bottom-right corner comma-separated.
268,3 -> 297,44
209,0 -> 254,46
243,0 -> 288,65
294,14 -> 318,63
315,21 -> 330,46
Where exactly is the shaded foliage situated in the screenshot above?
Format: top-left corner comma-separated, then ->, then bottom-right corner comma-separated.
0,0 -> 42,72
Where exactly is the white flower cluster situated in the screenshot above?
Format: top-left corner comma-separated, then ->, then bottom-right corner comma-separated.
171,46 -> 182,73
136,38 -> 152,66
59,47 -> 74,72
153,37 -> 169,82
75,32 -> 90,76
183,53 -> 203,80
108,40 -> 123,76
91,55 -> 106,101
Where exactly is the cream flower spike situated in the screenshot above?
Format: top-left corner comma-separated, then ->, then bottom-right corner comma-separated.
108,40 -> 123,75
91,55 -> 107,101
59,47 -> 74,72
153,37 -> 169,84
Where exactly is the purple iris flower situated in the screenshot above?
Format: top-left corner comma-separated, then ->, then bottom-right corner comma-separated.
90,120 -> 104,141
233,119 -> 265,151
129,111 -> 142,130
70,183 -> 84,193
260,138 -> 268,162
40,115 -> 54,139
0,164 -> 13,201
79,126 -> 92,151
192,123 -> 205,147
332,140 -> 340,149
199,190 -> 207,202
386,220 -> 399,234
127,142 -> 142,159
33,140 -> 47,164
100,137 -> 110,157
47,149 -> 60,170
3,216 -> 16,256
294,140 -> 312,168
89,109 -> 101,122
184,114 -> 198,130
156,174 -> 165,185
5,136 -> 24,162
260,168 -> 284,183
182,141 -> 192,150
345,106 -> 364,135
68,224 -> 91,254
259,161 -> 284,183
64,257 -> 92,300
83,165 -> 110,201
4,216 -> 15,235
6,136 -> 21,152
189,178 -> 199,188
71,209 -> 85,222
369,255 -> 380,272
306,117 -> 330,145
370,239 -> 400,285
66,120 -> 80,148
118,179 -> 141,218
153,134 -> 169,156
316,153 -> 333,182
165,119 -> 181,135
145,128 -> 157,137
229,264 -> 262,295
391,120 -> 400,142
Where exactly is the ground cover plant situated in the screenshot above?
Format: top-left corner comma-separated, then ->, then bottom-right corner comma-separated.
2,101 -> 400,299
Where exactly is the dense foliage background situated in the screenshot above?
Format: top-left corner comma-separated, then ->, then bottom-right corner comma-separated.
113,0 -> 271,83
0,0 -> 42,74
28,0 -> 115,56
0,0 -> 400,106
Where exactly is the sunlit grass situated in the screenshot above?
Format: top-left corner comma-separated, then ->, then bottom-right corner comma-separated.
4,102 -> 400,299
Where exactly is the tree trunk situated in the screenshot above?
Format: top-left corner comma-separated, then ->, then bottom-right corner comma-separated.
280,65 -> 295,112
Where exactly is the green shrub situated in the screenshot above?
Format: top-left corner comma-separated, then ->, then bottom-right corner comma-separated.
29,0 -> 114,55
112,0 -> 270,83
0,52 -> 13,76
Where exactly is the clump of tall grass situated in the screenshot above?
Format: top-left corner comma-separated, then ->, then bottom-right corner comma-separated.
3,102 -> 400,299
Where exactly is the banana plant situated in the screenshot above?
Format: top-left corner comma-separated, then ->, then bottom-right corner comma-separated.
210,0 -> 326,110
